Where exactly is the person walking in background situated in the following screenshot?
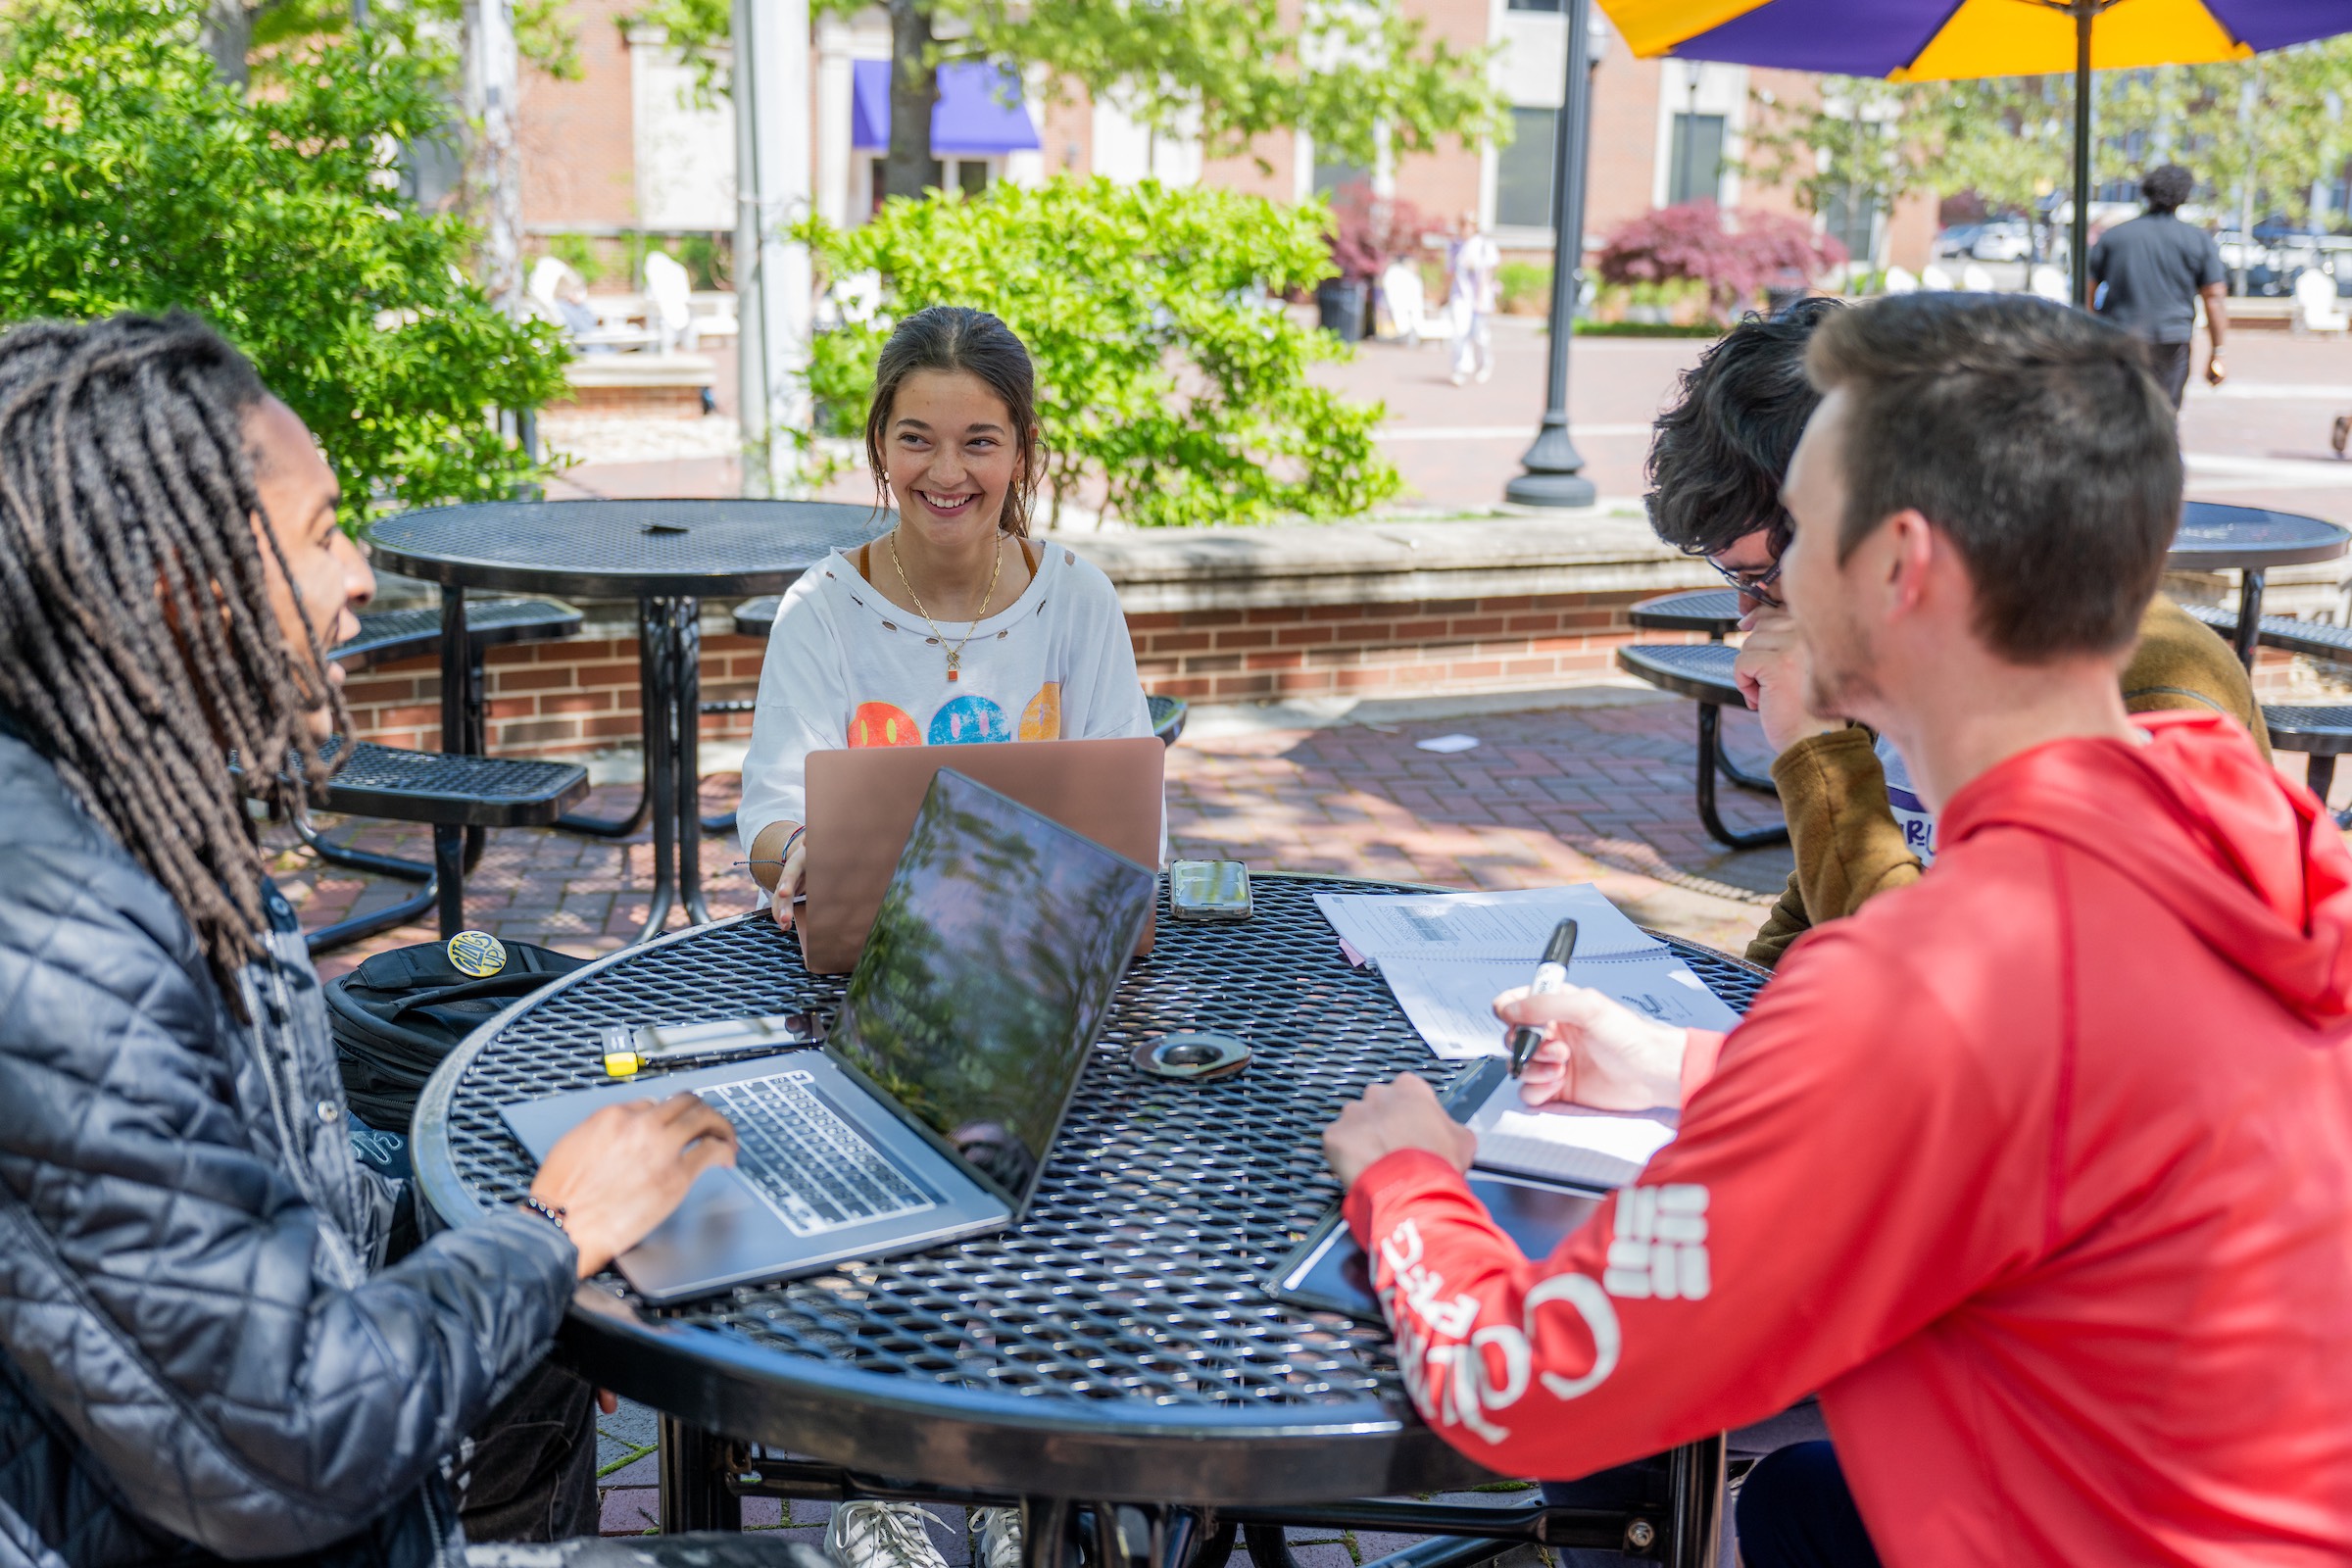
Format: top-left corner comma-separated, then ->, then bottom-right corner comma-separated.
2087,163 -> 2228,408
1446,211 -> 1498,386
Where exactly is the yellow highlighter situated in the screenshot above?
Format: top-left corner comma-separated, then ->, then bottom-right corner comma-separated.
601,1014 -> 821,1078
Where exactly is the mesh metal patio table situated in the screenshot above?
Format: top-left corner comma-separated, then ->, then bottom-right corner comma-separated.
414,874 -> 1769,1567
2168,502 -> 2350,672
366,501 -> 890,942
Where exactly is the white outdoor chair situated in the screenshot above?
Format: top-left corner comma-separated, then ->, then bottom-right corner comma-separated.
2029,265 -> 2070,303
1959,263 -> 1996,292
2294,269 -> 2348,334
1380,258 -> 1428,344
644,251 -> 699,353
1881,266 -> 1919,294
1920,265 -> 1955,291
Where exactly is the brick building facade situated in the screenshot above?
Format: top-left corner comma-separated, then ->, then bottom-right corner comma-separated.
511,0 -> 1936,277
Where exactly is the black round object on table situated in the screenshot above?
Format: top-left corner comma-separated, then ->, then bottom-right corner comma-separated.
364,501 -> 891,942
413,874 -> 1766,1554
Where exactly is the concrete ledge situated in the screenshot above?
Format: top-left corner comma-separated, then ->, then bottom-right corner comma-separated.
563,353 -> 716,389
1053,513 -> 1718,612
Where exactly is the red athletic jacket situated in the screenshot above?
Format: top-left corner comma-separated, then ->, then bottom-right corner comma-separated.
1347,712 -> 2352,1565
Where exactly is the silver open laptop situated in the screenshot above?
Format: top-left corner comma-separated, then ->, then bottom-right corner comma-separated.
500,768 -> 1156,1302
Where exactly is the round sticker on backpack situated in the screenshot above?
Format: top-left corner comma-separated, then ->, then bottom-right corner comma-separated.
447,930 -> 508,978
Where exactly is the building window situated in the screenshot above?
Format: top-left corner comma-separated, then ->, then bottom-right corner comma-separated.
1822,187 -> 1879,267
1505,0 -> 1564,10
1495,106 -> 1555,229
1667,113 -> 1726,207
1312,157 -> 1372,201
869,156 -> 992,210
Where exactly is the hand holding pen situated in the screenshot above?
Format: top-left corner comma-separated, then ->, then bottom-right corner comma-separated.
1505,919 -> 1579,1077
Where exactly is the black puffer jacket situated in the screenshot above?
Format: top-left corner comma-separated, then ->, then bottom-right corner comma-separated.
0,720 -> 578,1567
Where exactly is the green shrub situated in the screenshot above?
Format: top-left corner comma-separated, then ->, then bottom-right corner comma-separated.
1497,260 -> 1550,315
671,233 -> 731,291
547,232 -> 607,287
798,177 -> 1401,528
0,0 -> 568,523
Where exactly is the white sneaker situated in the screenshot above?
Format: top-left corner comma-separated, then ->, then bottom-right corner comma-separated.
825,1501 -> 950,1568
974,1506 -> 1024,1568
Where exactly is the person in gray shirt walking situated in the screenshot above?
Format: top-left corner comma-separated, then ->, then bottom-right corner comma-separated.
2087,163 -> 2229,408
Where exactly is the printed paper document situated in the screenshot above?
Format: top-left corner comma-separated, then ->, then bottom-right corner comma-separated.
1316,885 -> 1741,1059
1466,1071 -> 1677,1189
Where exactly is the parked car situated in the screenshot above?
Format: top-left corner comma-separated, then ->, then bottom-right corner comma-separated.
1971,220 -> 2034,263
1934,223 -> 1983,260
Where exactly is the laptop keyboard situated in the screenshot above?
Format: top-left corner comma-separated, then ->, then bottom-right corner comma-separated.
700,1071 -> 937,1237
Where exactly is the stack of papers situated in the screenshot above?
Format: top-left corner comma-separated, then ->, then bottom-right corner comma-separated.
1464,1071 -> 1678,1189
1314,885 -> 1741,1060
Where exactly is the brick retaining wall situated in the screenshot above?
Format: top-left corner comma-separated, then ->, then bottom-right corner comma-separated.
338,513 -> 2331,760
339,589 -> 1704,758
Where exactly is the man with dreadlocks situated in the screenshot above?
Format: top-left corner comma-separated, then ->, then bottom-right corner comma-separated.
0,314 -> 779,1568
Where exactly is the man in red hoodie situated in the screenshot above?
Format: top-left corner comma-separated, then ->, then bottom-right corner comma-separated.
1323,293 -> 2352,1567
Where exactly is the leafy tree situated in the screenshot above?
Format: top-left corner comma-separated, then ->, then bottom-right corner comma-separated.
800,177 -> 1400,527
634,0 -> 1504,219
1906,41 -> 2352,237
1743,76 -> 1932,270
0,0 -> 570,522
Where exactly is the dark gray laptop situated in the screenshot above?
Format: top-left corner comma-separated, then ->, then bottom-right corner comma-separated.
500,768 -> 1155,1302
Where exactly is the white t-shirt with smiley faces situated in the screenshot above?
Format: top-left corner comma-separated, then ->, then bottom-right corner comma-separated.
736,539 -> 1155,859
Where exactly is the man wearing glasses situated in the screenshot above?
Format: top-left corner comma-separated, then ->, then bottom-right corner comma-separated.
1646,297 -> 2263,967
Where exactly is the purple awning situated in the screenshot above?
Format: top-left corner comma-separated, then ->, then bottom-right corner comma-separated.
851,60 -> 1040,157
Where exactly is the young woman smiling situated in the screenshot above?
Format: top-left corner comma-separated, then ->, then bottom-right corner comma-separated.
737,306 -> 1153,933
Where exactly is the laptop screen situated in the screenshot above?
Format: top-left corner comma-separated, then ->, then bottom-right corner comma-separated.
834,768 -> 1154,1210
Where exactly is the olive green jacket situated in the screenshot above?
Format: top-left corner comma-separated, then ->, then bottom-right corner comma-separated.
1745,595 -> 2270,969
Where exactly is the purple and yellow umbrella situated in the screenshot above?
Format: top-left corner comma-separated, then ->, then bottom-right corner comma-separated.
1598,0 -> 2352,301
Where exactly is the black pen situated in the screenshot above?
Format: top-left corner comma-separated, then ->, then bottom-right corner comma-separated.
1505,919 -> 1579,1078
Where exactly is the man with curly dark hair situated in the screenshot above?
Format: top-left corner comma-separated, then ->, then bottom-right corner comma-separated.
2087,163 -> 2229,407
1642,297 -> 2263,969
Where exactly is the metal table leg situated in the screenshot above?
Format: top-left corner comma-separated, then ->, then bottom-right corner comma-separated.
657,1413 -> 741,1533
673,596 -> 713,924
1665,1434 -> 1726,1568
2233,567 -> 2267,672
1021,1496 -> 1075,1568
1696,703 -> 1789,851
635,600 -> 681,943
555,615 -> 661,840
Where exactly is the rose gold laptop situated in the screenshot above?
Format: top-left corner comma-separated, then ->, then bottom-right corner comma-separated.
800,736 -> 1165,974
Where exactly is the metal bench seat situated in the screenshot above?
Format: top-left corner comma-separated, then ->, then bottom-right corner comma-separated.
1616,643 -> 1788,851
1629,587 -> 1743,637
299,741 -> 588,954
2183,603 -> 2352,664
331,599 -> 581,673
2264,706 -> 2352,828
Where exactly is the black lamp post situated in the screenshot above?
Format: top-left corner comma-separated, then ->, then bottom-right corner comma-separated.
1506,0 -> 1600,508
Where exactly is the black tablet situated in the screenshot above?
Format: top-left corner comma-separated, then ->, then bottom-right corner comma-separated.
1263,1057 -> 1604,1324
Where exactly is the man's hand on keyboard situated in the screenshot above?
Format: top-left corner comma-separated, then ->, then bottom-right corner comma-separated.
530,1092 -> 739,1278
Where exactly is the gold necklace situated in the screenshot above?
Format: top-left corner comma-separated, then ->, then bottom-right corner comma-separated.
889,530 -> 1004,683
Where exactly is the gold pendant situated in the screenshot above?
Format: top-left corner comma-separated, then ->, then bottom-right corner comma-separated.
946,651 -> 960,682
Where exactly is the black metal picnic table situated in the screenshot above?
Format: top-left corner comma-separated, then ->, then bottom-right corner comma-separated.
2166,502 -> 2350,671
366,501 -> 890,943
412,874 -> 1768,1568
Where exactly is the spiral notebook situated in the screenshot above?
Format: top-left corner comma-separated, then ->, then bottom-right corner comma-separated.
1314,884 -> 1741,1060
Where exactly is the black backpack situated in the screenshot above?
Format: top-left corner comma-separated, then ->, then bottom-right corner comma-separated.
324,935 -> 590,1134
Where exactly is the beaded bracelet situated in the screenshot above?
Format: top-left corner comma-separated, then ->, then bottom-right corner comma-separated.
521,1196 -> 567,1232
